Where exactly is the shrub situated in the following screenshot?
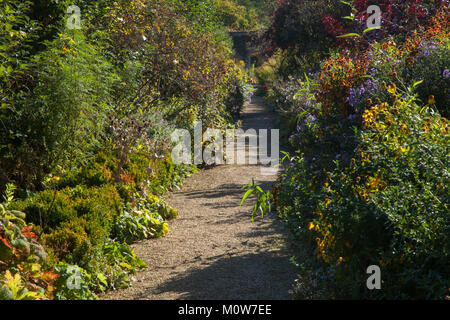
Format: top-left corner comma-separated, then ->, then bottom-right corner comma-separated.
1,31 -> 117,190
215,0 -> 260,31
273,6 -> 450,299
411,42 -> 450,117
279,90 -> 449,299
113,209 -> 168,244
41,220 -> 94,270
12,185 -> 123,235
322,0 -> 447,45
101,241 -> 147,289
113,194 -> 172,244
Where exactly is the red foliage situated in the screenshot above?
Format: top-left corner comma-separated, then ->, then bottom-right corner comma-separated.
1,234 -> 12,249
21,225 -> 36,239
322,0 -> 449,44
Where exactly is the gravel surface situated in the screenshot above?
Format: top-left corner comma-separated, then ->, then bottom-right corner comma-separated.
101,95 -> 297,300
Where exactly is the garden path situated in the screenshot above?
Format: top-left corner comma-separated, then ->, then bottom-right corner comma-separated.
101,95 -> 297,300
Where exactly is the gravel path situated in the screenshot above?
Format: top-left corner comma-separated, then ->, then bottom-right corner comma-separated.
101,95 -> 297,300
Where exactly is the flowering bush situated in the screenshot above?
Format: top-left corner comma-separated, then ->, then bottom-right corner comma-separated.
322,0 -> 449,45
279,82 -> 449,299
271,4 -> 450,299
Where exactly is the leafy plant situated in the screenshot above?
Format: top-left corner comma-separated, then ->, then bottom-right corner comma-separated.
0,270 -> 46,300
0,184 -> 56,300
240,178 -> 272,221
52,262 -> 97,300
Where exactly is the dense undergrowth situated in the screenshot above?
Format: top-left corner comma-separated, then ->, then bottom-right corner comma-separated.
256,1 -> 449,299
1,0 -> 249,299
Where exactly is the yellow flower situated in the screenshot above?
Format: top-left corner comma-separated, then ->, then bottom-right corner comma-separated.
399,146 -> 408,153
428,95 -> 436,104
62,46 -> 71,55
337,257 -> 344,264
324,198 -> 331,207
387,84 -> 397,94
162,222 -> 169,236
400,123 -> 409,134
308,222 -> 315,230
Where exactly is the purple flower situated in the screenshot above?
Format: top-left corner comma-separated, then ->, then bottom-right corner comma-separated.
347,80 -> 378,108
306,114 -> 316,123
359,85 -> 365,95
443,69 -> 450,79
347,113 -> 358,122
347,87 -> 359,107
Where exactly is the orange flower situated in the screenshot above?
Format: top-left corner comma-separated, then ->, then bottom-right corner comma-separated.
428,95 -> 436,104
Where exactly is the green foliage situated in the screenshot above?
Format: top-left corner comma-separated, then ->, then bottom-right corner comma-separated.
1,31 -> 117,189
52,262 -> 97,300
113,208 -> 169,244
112,193 -> 175,243
12,185 -> 123,235
41,219 -> 95,270
1,0 -> 247,300
276,67 -> 449,300
102,241 -> 147,276
139,193 -> 178,221
410,42 -> 450,117
215,0 -> 259,31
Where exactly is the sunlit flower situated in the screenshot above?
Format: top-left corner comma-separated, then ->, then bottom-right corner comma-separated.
387,84 -> 397,94
428,95 -> 436,104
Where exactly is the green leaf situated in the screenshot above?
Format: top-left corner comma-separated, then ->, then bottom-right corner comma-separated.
96,273 -> 108,286
363,26 -> 381,33
119,262 -> 132,270
337,33 -> 361,38
240,189 -> 254,205
413,80 -> 423,88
